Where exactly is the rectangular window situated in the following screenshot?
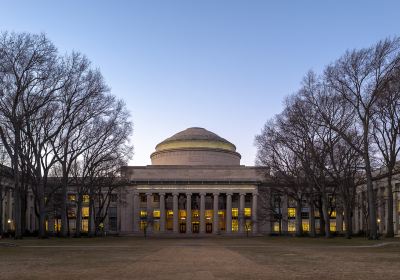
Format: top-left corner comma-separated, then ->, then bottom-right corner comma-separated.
81,219 -> 88,232
302,220 -> 309,232
153,210 -> 160,218
68,194 -> 76,202
140,210 -> 147,218
330,220 -> 336,232
83,195 -> 90,203
288,208 -> 296,218
288,220 -> 296,232
232,208 -> 238,218
232,219 -> 239,232
273,222 -> 280,232
244,208 -> 251,217
82,207 -> 89,218
330,210 -> 337,218
109,217 -> 117,231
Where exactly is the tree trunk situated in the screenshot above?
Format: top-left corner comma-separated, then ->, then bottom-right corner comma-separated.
344,204 -> 353,239
321,194 -> 331,238
309,198 -> 316,237
12,136 -> 22,239
295,200 -> 303,237
60,165 -> 68,237
75,195 -> 82,237
363,144 -> 378,239
0,191 -> 3,237
88,195 -> 95,237
385,175 -> 394,237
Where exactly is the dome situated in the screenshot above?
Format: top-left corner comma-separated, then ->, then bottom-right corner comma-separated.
151,127 -> 241,165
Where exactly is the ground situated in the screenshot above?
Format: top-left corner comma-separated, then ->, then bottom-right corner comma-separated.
1,236 -> 400,280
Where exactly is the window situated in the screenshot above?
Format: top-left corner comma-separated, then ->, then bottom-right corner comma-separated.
167,210 -> 173,218
302,220 -> 309,232
82,207 -> 89,218
288,220 -> 296,232
140,194 -> 146,203
140,210 -> 147,218
232,208 -> 238,218
232,219 -> 239,232
273,222 -> 280,232
288,208 -> 296,218
109,217 -> 117,231
330,221 -> 336,232
68,194 -> 76,202
83,195 -> 90,203
244,208 -> 251,217
153,210 -> 160,218
330,210 -> 336,218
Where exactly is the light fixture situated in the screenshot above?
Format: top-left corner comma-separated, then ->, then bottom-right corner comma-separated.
7,219 -> 12,224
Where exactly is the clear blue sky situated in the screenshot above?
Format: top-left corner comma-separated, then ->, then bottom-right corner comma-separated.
1,0 -> 399,166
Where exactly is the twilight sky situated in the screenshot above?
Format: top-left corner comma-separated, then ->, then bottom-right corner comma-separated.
1,0 -> 399,166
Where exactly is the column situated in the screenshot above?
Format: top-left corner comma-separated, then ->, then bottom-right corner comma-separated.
121,191 -> 134,233
133,192 -> 140,233
394,190 -> 399,235
173,192 -> 179,233
159,193 -> 165,233
213,193 -> 219,234
378,188 -> 385,234
200,192 -> 206,234
239,193 -> 245,234
282,194 -> 288,234
146,193 -> 153,233
252,193 -> 258,234
226,193 -> 232,234
336,208 -> 343,233
186,192 -> 192,234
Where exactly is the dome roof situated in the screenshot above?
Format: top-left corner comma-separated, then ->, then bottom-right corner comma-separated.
151,127 -> 241,165
156,127 -> 235,150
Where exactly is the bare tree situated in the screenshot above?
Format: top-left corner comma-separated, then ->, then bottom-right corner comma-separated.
371,68 -> 400,237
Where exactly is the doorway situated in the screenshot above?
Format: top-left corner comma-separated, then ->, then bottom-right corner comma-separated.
192,222 -> 199,233
179,223 -> 186,233
206,223 -> 212,233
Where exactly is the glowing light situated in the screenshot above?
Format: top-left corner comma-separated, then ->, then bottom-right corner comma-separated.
7,219 -> 12,224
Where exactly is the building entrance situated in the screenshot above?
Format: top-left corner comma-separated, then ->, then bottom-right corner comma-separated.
206,223 -> 212,233
192,222 -> 199,233
179,223 -> 186,233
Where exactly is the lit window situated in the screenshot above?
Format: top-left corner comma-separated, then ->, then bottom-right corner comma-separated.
68,194 -> 76,202
245,220 -> 252,231
232,219 -> 239,232
81,219 -> 88,232
288,208 -> 296,218
330,221 -> 336,232
192,210 -> 199,218
82,207 -> 89,218
244,208 -> 251,217
302,220 -> 309,232
167,210 -> 173,217
330,211 -> 336,218
218,210 -> 225,217
140,210 -> 147,218
273,222 -> 280,232
153,210 -> 160,218
179,210 -> 186,219
140,221 -> 147,230
232,208 -> 238,218
288,220 -> 296,232
83,195 -> 90,203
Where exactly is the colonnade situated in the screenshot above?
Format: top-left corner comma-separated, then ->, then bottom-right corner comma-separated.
132,191 -> 258,235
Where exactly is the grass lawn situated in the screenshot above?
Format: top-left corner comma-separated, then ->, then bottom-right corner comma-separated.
1,236 -> 399,279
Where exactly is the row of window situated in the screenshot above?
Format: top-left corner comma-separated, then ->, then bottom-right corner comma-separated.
139,208 -> 252,219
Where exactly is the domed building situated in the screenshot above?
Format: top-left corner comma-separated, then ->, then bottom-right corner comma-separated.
119,127 -> 269,235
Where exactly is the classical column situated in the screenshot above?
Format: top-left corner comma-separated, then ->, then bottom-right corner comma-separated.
282,194 -> 288,234
336,208 -> 343,233
213,193 -> 219,234
394,190 -> 399,235
252,193 -> 258,234
173,192 -> 179,233
226,193 -> 232,234
186,192 -> 192,234
146,193 -> 153,233
378,187 -> 385,234
159,193 -> 166,233
239,193 -> 245,234
200,192 -> 206,234
133,192 -> 140,233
